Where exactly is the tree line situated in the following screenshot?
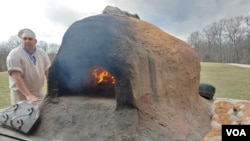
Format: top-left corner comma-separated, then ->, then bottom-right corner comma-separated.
1,15 -> 249,72
0,35 -> 59,72
187,15 -> 250,64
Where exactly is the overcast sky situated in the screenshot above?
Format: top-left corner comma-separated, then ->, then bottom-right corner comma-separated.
0,0 -> 250,44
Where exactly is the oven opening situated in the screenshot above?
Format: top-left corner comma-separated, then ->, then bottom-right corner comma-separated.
82,66 -> 116,98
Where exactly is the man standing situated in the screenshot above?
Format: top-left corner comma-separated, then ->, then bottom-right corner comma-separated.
6,28 -> 51,104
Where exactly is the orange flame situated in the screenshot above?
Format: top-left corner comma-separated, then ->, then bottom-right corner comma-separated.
92,66 -> 116,84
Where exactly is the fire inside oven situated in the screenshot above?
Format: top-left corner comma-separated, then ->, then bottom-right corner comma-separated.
82,66 -> 116,98
89,66 -> 116,85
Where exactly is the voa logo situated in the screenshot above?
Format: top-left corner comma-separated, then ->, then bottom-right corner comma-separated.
226,129 -> 246,136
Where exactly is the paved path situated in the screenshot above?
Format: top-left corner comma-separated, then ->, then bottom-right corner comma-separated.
228,63 -> 250,68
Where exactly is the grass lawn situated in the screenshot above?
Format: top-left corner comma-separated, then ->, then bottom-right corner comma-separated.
200,62 -> 250,100
0,71 -> 11,108
0,62 -> 250,109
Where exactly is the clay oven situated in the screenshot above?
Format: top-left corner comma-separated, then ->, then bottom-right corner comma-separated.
38,6 -> 211,141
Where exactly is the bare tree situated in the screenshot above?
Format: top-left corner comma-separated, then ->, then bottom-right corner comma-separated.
187,31 -> 210,61
6,35 -> 20,51
242,16 -> 250,63
37,40 -> 49,53
203,24 -> 217,61
0,42 -> 9,71
212,20 -> 225,62
187,15 -> 250,64
245,16 -> 250,41
0,36 -> 21,71
48,43 -> 60,54
223,16 -> 244,63
188,31 -> 203,48
47,43 -> 60,62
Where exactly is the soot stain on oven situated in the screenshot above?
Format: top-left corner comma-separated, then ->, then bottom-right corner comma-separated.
47,14 -> 136,110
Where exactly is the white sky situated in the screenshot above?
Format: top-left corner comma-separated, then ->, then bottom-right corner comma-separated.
0,0 -> 110,44
0,0 -> 250,44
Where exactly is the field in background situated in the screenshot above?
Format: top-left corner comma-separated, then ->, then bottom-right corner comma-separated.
0,62 -> 250,109
200,62 -> 250,100
0,71 -> 10,108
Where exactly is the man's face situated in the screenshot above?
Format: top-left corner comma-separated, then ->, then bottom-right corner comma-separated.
22,37 -> 37,52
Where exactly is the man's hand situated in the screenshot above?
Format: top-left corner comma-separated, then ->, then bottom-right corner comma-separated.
26,94 -> 41,102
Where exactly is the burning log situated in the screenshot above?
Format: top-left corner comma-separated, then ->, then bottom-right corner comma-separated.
88,66 -> 116,86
